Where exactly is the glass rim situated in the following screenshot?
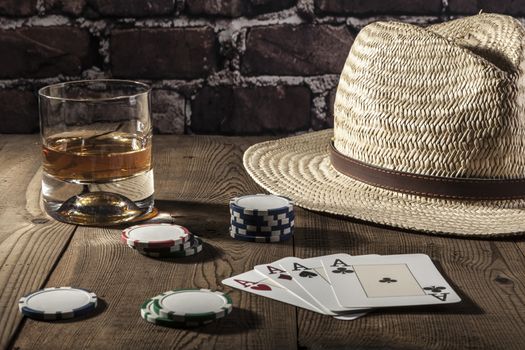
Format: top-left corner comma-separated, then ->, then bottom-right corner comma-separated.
38,79 -> 152,102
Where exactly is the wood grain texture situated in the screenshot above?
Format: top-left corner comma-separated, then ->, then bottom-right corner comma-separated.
4,135 -> 525,350
294,210 -> 525,350
12,135 -> 296,350
0,135 -> 77,349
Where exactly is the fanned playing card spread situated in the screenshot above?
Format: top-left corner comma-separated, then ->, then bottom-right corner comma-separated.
222,254 -> 460,320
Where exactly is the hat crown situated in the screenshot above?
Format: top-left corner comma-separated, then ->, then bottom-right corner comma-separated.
333,14 -> 525,179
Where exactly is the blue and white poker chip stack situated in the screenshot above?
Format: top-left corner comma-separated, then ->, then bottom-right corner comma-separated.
229,194 -> 295,243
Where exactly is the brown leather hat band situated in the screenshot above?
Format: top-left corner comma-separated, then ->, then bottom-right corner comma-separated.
329,141 -> 525,200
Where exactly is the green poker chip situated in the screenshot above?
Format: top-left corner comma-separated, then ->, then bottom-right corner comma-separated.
140,299 -> 214,328
151,288 -> 233,323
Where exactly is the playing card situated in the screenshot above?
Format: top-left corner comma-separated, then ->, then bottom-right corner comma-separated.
254,258 -> 368,319
279,255 -> 367,313
221,269 -> 325,314
320,253 -> 461,308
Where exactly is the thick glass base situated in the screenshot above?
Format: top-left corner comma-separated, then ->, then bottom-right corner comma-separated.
42,169 -> 155,226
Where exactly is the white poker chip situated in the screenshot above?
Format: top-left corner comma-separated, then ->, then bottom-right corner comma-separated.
229,194 -> 294,216
122,223 -> 192,249
18,287 -> 97,320
152,289 -> 233,322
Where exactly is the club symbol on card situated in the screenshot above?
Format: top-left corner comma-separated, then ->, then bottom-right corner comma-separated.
379,277 -> 397,283
423,286 -> 448,301
332,267 -> 354,275
278,274 -> 292,280
423,286 -> 446,293
299,271 -> 317,278
251,283 -> 272,291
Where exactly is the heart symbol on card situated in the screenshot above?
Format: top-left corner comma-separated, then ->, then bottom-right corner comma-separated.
299,271 -> 317,278
251,283 -> 271,291
278,274 -> 292,280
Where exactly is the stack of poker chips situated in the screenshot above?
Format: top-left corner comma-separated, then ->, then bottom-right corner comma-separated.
122,223 -> 203,258
140,289 -> 233,327
19,287 -> 98,321
229,194 -> 295,243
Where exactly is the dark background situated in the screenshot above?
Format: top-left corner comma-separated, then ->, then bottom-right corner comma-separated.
0,0 -> 519,135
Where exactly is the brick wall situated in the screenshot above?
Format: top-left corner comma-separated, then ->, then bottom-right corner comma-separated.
0,0 -> 521,134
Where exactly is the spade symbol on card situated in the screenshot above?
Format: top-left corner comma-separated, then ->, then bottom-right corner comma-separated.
278,274 -> 292,280
299,271 -> 317,278
332,267 -> 354,275
251,283 -> 272,291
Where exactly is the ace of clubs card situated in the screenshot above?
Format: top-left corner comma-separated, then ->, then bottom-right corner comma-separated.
320,253 -> 461,308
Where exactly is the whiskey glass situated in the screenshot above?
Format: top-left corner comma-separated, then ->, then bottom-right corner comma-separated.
39,80 -> 154,226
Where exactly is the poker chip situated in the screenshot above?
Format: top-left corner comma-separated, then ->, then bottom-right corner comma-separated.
122,223 -> 191,249
151,289 -> 233,323
229,230 -> 293,242
231,225 -> 293,236
229,194 -> 293,216
230,209 -> 295,222
18,287 -> 97,320
231,215 -> 294,226
230,219 -> 295,233
138,237 -> 203,258
140,299 -> 214,328
128,235 -> 195,253
228,194 -> 295,243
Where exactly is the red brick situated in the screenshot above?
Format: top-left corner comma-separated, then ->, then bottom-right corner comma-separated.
314,0 -> 442,15
242,24 -> 354,76
186,0 -> 244,17
110,28 -> 217,79
43,0 -> 85,16
186,0 -> 295,17
191,86 -> 311,134
449,0 -> 525,15
0,27 -> 95,78
0,0 -> 37,16
249,0 -> 296,15
0,90 -> 38,133
86,0 -> 175,17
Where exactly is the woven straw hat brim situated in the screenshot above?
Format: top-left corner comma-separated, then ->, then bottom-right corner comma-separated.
243,129 -> 525,237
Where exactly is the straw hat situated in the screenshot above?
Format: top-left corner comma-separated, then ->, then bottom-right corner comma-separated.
243,13 -> 525,237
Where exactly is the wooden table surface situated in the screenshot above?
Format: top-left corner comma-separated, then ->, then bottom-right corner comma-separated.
1,134 -> 525,350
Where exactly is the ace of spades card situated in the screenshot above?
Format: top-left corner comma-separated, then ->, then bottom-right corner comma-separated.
320,253 -> 461,308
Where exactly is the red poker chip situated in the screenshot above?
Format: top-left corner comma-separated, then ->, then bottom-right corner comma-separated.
122,224 -> 192,249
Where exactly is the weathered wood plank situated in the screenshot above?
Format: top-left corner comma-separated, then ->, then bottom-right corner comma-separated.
7,134 -> 525,350
294,210 -> 525,350
12,135 -> 297,350
0,135 -> 77,350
